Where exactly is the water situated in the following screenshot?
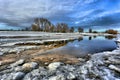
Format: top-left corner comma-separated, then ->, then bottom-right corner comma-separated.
45,36 -> 117,57
0,31 -> 117,57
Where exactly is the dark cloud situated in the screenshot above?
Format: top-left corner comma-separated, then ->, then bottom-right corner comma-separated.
0,0 -> 120,30
78,12 -> 120,28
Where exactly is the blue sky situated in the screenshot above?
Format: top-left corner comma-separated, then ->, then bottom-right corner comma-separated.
0,0 -> 120,31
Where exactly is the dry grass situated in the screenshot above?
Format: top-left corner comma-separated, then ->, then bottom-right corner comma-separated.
0,58 -> 16,66
0,43 -> 76,67
31,53 -> 80,66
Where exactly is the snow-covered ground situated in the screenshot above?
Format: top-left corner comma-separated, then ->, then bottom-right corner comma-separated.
0,31 -> 82,55
116,34 -> 120,42
78,34 -> 120,79
0,31 -> 120,80
0,31 -> 117,55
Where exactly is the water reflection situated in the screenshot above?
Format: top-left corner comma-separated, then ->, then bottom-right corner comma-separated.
89,36 -> 92,40
87,35 -> 116,40
78,37 -> 83,41
45,36 -> 117,57
93,36 -> 97,39
105,35 -> 116,40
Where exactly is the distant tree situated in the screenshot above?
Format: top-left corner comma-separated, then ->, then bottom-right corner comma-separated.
89,28 -> 92,33
105,29 -> 118,34
31,23 -> 40,31
44,23 -> 50,32
34,18 -> 52,31
56,23 -> 62,32
31,17 -> 71,33
92,31 -> 98,33
61,23 -> 69,33
24,27 -> 30,31
78,27 -> 83,33
56,23 -> 69,33
70,27 -> 74,33
49,25 -> 55,32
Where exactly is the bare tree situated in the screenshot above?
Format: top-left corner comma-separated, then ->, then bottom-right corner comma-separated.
70,27 -> 74,33
34,18 -> 52,31
89,28 -> 92,33
49,24 -> 55,32
31,23 -> 40,31
62,23 -> 69,33
56,23 -> 69,33
31,17 -> 71,33
56,23 -> 62,32
78,27 -> 83,33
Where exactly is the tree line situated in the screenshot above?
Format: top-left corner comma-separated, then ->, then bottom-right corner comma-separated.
22,17 -> 118,34
31,18 -> 83,33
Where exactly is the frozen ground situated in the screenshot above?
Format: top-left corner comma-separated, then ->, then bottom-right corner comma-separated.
0,31 -> 82,55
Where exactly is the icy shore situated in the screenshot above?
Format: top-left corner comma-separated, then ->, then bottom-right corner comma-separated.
0,33 -> 120,80
0,31 -> 83,55
0,31 -> 114,55
0,48 -> 120,80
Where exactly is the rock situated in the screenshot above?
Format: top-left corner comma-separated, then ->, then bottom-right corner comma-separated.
10,59 -> 24,67
0,74 -> 9,80
78,58 -> 86,62
30,69 -> 40,76
32,77 -> 39,80
0,68 -> 14,74
14,66 -> 23,72
23,73 -> 32,80
48,62 -> 62,71
49,74 -> 65,80
50,58 -> 54,61
13,72 -> 25,80
9,49 -> 16,53
22,62 -> 38,72
67,72 -> 76,80
0,51 -> 3,55
63,65 -> 75,72
6,73 -> 15,80
44,62 -> 49,65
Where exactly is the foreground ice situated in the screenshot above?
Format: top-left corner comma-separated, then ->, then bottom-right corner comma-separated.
0,33 -> 120,80
0,42 -> 120,80
116,34 -> 120,42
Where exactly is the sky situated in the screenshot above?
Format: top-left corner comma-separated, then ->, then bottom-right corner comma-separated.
0,0 -> 120,31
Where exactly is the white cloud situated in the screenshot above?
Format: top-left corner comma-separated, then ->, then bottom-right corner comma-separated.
0,0 -> 120,30
0,0 -> 81,26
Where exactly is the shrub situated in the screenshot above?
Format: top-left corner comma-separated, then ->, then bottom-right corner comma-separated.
92,31 -> 98,33
105,29 -> 118,34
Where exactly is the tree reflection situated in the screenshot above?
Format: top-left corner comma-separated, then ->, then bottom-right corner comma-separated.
89,36 -> 92,40
105,35 -> 116,40
78,37 -> 83,41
